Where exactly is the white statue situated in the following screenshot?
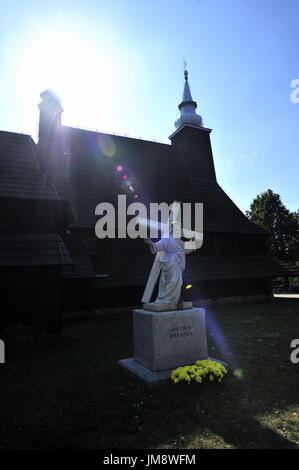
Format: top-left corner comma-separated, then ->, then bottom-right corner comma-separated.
140,201 -> 202,311
145,231 -> 185,306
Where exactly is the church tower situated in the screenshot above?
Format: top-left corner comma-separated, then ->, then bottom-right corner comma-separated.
169,69 -> 217,182
37,89 -> 64,171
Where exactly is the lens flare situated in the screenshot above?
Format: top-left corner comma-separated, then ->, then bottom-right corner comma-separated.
116,165 -> 123,172
233,369 -> 243,378
98,135 -> 116,157
206,313 -> 231,359
185,284 -> 192,290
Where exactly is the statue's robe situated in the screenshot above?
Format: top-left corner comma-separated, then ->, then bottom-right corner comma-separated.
152,234 -> 186,305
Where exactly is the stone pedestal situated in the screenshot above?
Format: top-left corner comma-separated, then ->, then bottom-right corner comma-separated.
119,307 -> 210,387
134,308 -> 208,370
143,301 -> 193,312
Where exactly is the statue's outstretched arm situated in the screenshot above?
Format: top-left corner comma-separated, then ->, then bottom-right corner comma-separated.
144,238 -> 157,255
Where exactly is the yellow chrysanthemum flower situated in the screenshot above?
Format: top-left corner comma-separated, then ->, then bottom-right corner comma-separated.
171,359 -> 227,385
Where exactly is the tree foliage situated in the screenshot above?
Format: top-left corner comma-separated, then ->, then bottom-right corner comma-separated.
246,189 -> 298,262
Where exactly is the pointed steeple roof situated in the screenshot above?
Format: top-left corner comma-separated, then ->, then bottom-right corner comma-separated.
182,70 -> 193,102
174,69 -> 203,130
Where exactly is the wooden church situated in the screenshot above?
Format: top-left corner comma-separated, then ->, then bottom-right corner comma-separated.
0,70 -> 295,330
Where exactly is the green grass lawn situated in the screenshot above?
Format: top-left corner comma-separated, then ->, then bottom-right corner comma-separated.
0,298 -> 298,449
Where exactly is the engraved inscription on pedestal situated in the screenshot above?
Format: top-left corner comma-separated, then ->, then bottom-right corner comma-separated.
169,324 -> 193,338
133,308 -> 208,371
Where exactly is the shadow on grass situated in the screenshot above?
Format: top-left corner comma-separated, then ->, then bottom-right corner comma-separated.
0,298 -> 298,449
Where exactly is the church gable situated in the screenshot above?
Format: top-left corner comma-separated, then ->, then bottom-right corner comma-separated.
46,125 -> 265,236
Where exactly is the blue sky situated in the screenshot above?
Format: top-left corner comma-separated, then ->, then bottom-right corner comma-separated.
0,0 -> 298,213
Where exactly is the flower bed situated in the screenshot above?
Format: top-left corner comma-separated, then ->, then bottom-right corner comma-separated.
171,359 -> 227,384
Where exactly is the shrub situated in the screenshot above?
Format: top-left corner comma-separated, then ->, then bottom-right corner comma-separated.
3,325 -> 36,350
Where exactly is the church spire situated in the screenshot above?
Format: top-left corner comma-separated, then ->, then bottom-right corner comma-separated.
182,70 -> 193,101
174,68 -> 203,130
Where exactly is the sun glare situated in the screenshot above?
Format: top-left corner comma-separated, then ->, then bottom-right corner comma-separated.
20,31 -> 117,135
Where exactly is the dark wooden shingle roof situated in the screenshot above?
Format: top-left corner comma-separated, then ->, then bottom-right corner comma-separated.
0,233 -> 72,266
90,253 -> 295,288
42,126 -> 266,235
0,130 -> 58,200
185,255 -> 299,281
0,130 -> 74,267
62,236 -> 95,278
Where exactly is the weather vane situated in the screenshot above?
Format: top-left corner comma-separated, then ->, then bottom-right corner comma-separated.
183,58 -> 188,80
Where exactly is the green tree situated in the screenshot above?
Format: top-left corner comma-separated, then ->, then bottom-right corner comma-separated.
246,189 -> 298,262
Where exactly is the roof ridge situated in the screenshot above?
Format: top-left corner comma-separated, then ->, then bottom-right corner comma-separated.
61,125 -> 170,146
